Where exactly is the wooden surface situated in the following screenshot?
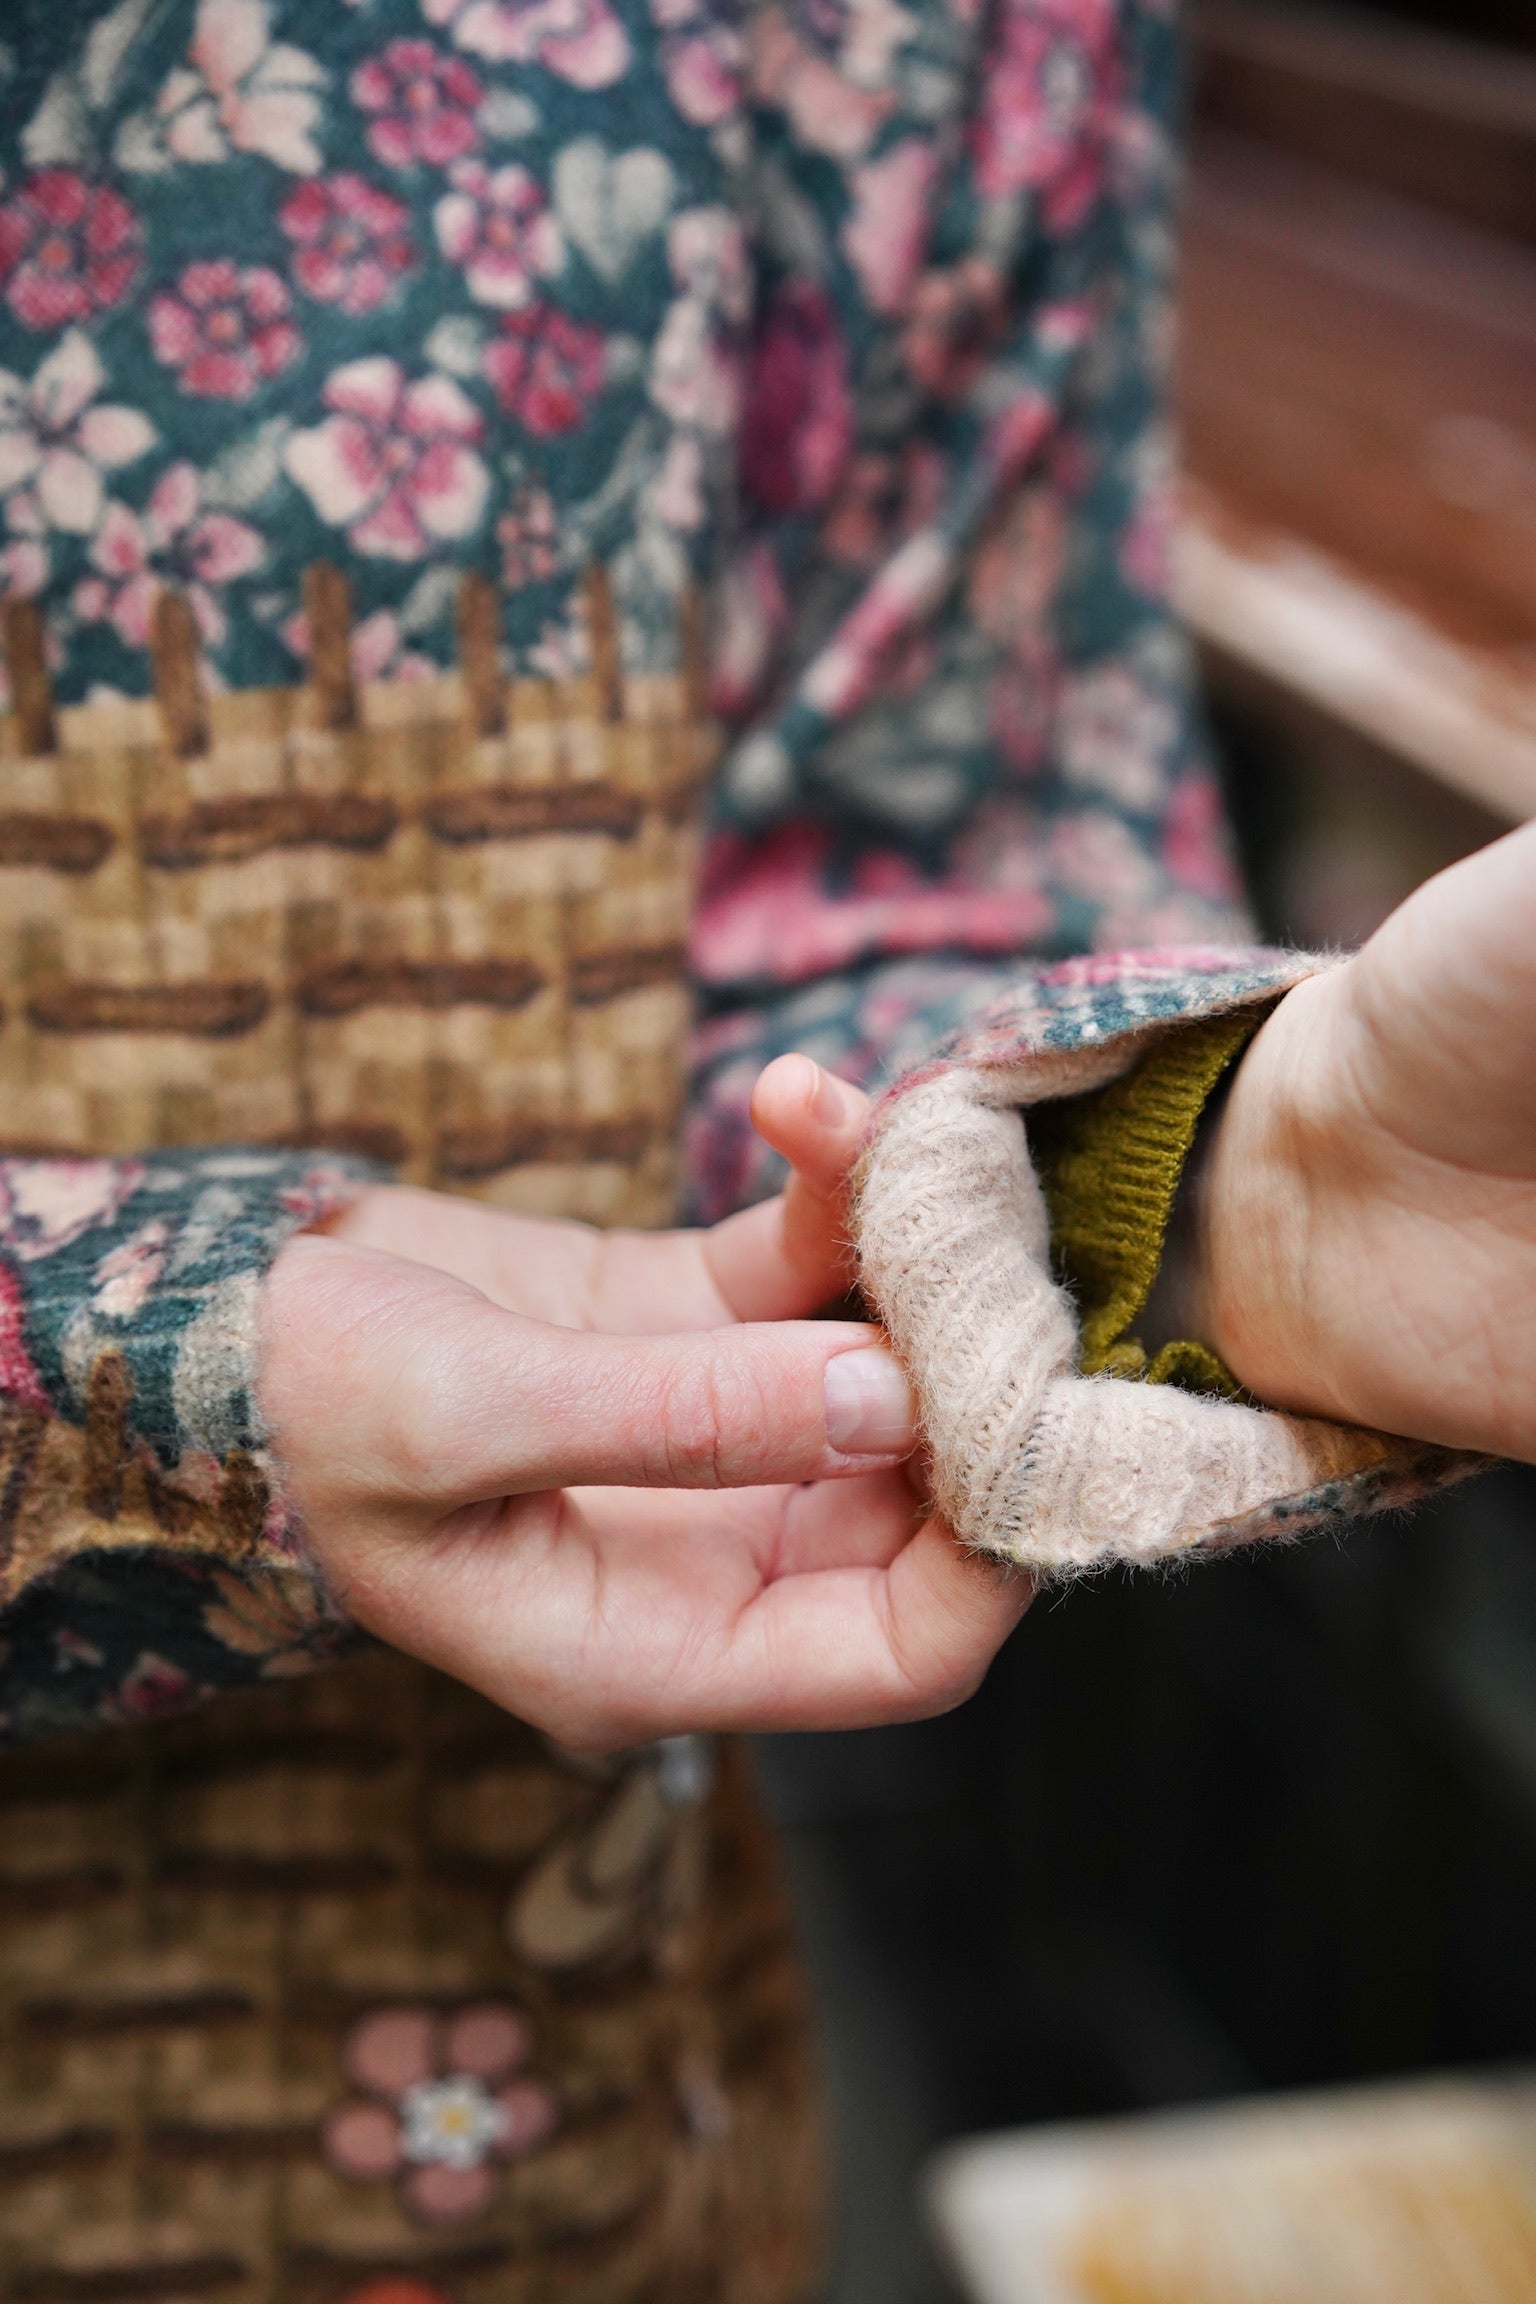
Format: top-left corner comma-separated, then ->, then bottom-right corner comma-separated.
1177,102 -> 1536,818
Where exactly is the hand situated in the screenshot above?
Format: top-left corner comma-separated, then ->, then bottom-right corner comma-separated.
1197,818 -> 1536,1461
258,1057 -> 1030,1748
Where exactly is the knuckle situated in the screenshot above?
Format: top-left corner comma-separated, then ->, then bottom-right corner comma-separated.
654,1348 -> 738,1486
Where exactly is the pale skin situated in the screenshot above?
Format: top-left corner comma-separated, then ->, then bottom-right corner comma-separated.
260,819 -> 1536,1748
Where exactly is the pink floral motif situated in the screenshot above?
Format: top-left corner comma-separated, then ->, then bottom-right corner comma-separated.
740,282 -> 852,517
148,262 -> 301,401
283,358 -> 490,560
104,1652 -> 207,1724
280,175 -> 417,314
651,0 -> 743,125
842,141 -> 935,318
0,1262 -> 50,1417
1161,773 -> 1244,903
74,464 -> 265,650
155,0 -> 327,176
434,161 -> 563,310
483,306 -> 605,437
497,485 -> 559,587
0,332 -> 156,537
351,40 -> 484,169
748,0 -> 916,162
93,1219 -> 171,1321
281,603 -> 436,684
423,0 -> 631,91
0,1159 -> 144,1264
0,173 -> 141,332
969,0 -> 1118,226
324,2002 -> 558,2225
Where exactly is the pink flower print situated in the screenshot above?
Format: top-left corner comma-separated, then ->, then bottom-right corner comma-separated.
0,332 -> 156,537
1161,772 -> 1244,904
74,464 -> 265,650
92,1219 -> 171,1322
483,307 -> 605,437
842,141 -> 934,319
748,0 -> 916,162
1057,661 -> 1177,813
280,603 -> 436,684
156,0 -> 327,176
740,283 -> 852,517
434,161 -> 563,310
324,2003 -> 558,2225
351,40 -> 484,169
280,175 -> 417,314
969,0 -> 1118,224
0,1261 -> 49,1417
105,1652 -> 203,1724
147,262 -> 301,402
283,359 -> 489,560
649,295 -> 740,436
423,0 -> 631,92
0,174 -> 141,333
0,1158 -> 144,1264
497,485 -> 559,587
651,0 -> 744,126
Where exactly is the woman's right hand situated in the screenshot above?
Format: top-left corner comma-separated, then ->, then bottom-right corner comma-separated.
258,1057 -> 1031,1750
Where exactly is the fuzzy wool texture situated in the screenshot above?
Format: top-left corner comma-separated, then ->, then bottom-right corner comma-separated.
850,950 -> 1488,1578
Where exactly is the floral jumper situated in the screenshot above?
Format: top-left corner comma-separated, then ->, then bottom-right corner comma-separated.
0,0 -> 1279,2297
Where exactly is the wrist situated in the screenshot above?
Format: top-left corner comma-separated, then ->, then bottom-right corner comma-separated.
1193,971 -> 1346,1419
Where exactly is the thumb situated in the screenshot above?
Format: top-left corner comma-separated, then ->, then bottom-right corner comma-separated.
262,1233 -> 919,1512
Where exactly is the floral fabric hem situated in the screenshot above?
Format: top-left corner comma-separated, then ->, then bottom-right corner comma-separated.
0,1144 -> 376,1741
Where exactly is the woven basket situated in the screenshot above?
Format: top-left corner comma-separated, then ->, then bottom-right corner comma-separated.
0,567 -> 714,1227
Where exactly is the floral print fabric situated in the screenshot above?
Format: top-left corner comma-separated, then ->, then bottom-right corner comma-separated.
0,0 -> 1248,1015
0,1147 -> 374,1741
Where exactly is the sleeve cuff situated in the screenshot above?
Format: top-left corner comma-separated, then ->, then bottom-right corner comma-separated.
850,950 -> 1488,1579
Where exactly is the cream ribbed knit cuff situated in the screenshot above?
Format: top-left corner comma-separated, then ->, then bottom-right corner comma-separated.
850,949 -> 1486,1578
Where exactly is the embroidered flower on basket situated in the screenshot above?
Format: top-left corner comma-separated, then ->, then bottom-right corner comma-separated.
324,2003 -> 558,2224
0,173 -> 142,332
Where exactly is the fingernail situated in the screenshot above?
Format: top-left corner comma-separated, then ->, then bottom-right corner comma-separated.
811,1066 -> 855,1128
824,1346 -> 916,1456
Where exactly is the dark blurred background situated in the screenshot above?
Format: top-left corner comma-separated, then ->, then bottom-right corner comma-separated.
753,3 -> 1536,2295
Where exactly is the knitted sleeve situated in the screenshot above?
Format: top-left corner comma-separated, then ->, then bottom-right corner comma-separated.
0,1148 -> 377,1742
850,947 -> 1489,1579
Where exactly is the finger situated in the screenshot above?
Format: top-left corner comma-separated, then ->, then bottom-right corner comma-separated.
701,1518 -> 1034,1732
264,1235 -> 919,1507
573,1463 -> 923,1577
703,1056 -> 875,1322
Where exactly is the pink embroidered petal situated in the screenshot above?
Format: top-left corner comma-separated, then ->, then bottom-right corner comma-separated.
324,2098 -> 406,2181
186,511 -> 265,584
77,404 -> 156,470
345,2006 -> 439,2096
30,331 -> 103,431
493,2078 -> 559,2156
36,449 -> 103,536
404,2160 -> 496,2224
443,2004 -> 531,2083
144,462 -> 201,547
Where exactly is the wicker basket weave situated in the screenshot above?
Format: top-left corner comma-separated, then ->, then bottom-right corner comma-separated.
0,567 -> 713,1227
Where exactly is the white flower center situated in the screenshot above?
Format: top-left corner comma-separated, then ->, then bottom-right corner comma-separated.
399,2075 -> 509,2171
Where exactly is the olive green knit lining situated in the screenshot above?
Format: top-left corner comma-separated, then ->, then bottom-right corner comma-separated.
1028,1006 -> 1272,1399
